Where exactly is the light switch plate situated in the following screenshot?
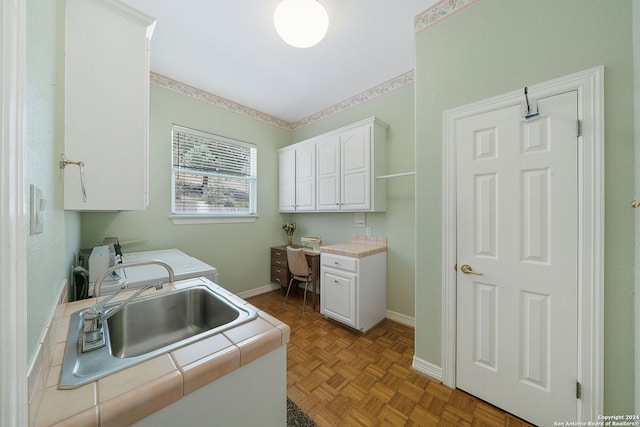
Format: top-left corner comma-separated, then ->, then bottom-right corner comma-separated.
30,184 -> 45,235
354,212 -> 365,227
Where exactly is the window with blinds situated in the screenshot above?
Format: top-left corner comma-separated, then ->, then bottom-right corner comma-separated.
171,125 -> 257,216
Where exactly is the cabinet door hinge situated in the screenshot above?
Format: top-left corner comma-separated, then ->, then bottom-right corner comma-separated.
576,381 -> 582,399
577,120 -> 582,137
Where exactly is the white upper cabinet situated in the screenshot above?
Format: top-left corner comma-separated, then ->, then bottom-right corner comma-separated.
317,117 -> 387,212
278,141 -> 316,212
279,117 -> 387,213
63,0 -> 155,210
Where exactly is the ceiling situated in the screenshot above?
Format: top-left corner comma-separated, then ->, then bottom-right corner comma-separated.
120,0 -> 439,124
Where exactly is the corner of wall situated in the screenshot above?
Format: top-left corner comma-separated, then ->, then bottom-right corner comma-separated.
632,0 -> 640,415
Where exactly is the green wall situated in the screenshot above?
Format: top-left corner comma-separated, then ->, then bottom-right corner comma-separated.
290,84 -> 416,318
414,0 -> 635,415
81,82 -> 417,319
26,0 -> 82,361
81,86 -> 292,294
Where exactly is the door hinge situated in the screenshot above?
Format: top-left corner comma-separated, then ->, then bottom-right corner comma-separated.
576,381 -> 582,399
577,120 -> 582,137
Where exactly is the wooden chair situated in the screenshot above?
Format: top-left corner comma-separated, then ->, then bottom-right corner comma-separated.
284,246 -> 312,312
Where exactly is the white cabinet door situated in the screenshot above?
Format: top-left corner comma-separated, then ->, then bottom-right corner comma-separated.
278,143 -> 315,212
316,135 -> 341,211
340,124 -> 371,211
278,148 -> 296,212
316,124 -> 372,212
321,268 -> 357,328
64,0 -> 155,210
295,143 -> 316,211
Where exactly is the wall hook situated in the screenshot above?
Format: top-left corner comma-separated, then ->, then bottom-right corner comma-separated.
523,87 -> 539,120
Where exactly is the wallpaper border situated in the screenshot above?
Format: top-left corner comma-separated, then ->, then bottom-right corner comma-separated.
414,0 -> 480,33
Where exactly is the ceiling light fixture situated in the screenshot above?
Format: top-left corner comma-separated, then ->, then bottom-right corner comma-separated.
273,0 -> 329,48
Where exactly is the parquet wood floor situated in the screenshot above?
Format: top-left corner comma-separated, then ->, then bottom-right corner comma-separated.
247,289 -> 535,427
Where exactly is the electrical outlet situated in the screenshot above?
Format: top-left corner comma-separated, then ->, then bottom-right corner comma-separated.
365,227 -> 372,236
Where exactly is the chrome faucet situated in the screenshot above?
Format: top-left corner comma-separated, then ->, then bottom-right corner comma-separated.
82,260 -> 175,352
92,259 -> 175,298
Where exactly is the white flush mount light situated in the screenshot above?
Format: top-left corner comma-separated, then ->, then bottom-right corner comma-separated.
273,0 -> 329,48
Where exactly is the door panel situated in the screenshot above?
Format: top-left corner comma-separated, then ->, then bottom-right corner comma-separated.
278,149 -> 295,212
321,268 -> 356,328
341,126 -> 371,210
456,91 -> 578,426
473,281 -> 498,371
295,145 -> 315,211
316,135 -> 340,210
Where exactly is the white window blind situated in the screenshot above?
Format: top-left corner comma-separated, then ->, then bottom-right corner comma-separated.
172,125 -> 257,216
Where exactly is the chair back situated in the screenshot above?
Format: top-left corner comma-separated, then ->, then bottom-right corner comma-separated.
286,246 -> 310,278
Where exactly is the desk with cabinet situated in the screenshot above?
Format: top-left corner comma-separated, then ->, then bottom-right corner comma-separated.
270,246 -> 320,311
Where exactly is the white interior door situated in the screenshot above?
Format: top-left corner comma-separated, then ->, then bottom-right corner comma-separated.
456,91 -> 579,425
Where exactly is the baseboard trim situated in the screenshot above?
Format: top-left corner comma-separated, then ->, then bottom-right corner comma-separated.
236,284 -> 280,299
412,356 -> 443,382
386,310 -> 415,327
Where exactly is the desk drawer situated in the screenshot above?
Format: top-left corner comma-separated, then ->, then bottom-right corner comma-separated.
321,253 -> 358,272
271,248 -> 288,268
271,266 -> 289,286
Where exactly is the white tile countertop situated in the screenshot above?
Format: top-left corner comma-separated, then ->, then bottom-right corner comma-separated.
320,235 -> 387,258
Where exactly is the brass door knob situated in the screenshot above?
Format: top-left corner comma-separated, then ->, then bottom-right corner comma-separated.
460,264 -> 483,276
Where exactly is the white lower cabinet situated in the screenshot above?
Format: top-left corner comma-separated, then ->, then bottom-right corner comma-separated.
320,251 -> 386,333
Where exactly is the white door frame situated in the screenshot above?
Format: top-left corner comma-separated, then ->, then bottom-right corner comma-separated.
441,66 -> 604,421
0,0 -> 28,425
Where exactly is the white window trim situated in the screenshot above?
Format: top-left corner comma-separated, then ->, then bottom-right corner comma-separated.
169,214 -> 258,225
